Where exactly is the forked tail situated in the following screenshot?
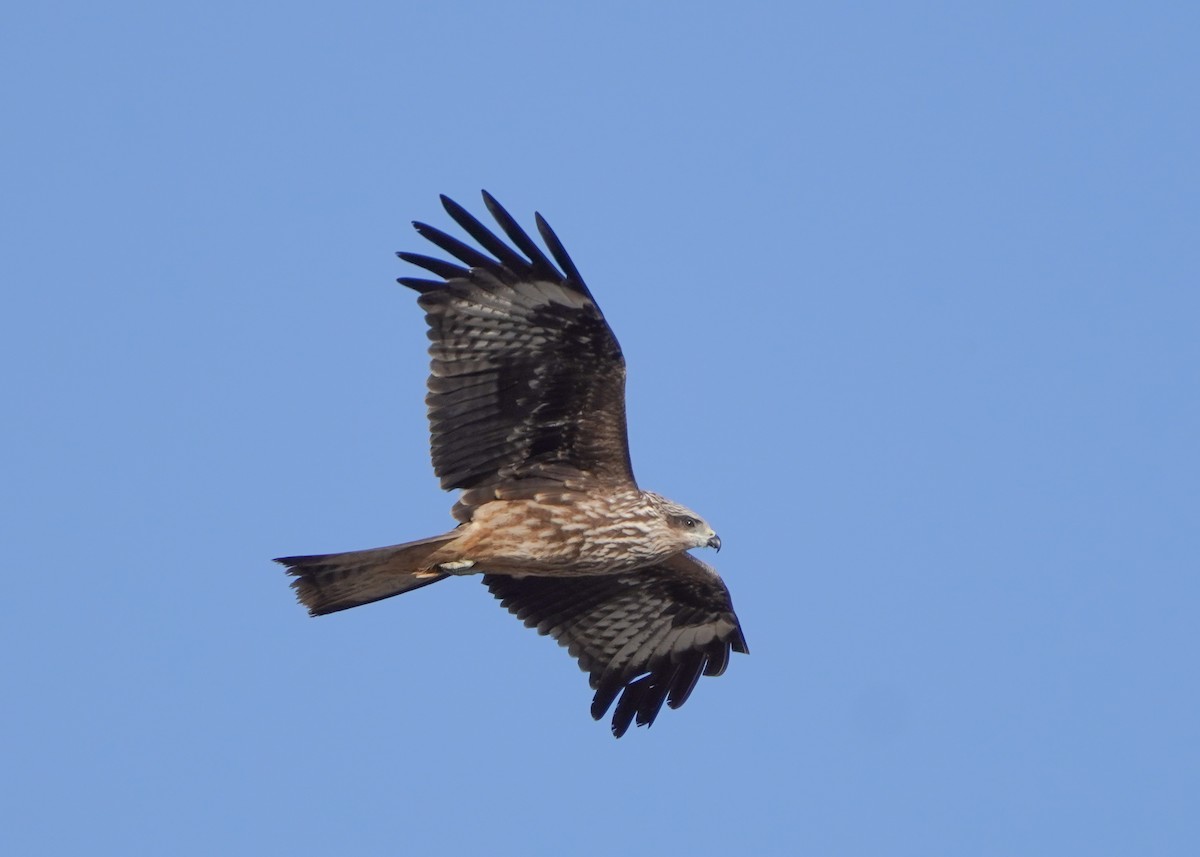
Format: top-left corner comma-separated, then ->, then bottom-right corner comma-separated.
275,533 -> 458,615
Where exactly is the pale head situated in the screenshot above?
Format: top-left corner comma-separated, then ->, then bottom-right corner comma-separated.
643,492 -> 722,553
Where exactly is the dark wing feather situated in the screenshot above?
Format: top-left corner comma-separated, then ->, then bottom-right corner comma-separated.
484,552 -> 748,737
534,213 -> 590,298
399,192 -> 634,491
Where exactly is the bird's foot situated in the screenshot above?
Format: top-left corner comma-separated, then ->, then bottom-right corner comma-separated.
437,559 -> 477,575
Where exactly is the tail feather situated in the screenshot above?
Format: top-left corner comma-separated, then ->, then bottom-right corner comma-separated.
275,533 -> 458,615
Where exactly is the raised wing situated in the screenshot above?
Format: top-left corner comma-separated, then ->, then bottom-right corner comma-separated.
398,192 -> 634,493
484,553 -> 748,737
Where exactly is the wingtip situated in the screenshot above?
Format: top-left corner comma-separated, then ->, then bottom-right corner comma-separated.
480,189 -> 503,218
439,193 -> 465,218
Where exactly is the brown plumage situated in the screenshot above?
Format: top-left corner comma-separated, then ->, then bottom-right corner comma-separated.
276,192 -> 747,736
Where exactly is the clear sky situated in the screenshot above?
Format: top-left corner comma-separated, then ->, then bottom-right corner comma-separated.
3,2 -> 1197,855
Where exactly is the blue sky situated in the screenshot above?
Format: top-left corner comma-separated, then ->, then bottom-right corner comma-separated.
3,2 -> 1197,854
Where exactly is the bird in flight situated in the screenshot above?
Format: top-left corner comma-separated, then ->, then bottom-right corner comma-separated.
276,192 -> 747,737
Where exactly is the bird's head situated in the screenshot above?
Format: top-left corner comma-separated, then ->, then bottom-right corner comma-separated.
647,493 -> 722,553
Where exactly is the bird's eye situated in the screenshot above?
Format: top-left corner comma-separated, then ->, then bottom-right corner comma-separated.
681,516 -> 697,528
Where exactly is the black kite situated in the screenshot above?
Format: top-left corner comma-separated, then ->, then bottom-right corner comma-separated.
277,192 -> 747,737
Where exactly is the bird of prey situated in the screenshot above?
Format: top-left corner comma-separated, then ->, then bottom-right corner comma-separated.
276,192 -> 747,737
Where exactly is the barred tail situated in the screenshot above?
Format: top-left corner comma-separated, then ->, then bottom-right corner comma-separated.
275,533 -> 459,616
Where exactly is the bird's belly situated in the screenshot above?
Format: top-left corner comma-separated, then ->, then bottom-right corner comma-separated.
447,497 -> 668,575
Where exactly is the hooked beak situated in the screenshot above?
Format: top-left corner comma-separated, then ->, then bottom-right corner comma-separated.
707,534 -> 722,552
